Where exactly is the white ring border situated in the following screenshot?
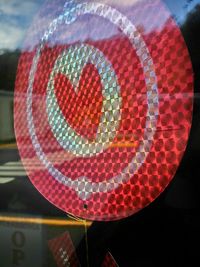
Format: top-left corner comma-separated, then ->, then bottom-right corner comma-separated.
26,2 -> 159,200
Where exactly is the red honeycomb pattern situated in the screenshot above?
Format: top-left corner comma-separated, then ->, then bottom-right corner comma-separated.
14,0 -> 193,221
101,252 -> 118,267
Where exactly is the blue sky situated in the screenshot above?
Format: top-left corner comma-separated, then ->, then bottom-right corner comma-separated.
0,0 -> 44,50
0,0 -> 199,51
165,0 -> 200,24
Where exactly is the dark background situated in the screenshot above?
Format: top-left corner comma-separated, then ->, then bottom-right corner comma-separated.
0,0 -> 200,266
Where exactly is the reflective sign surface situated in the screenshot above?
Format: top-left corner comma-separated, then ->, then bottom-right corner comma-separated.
14,0 -> 193,221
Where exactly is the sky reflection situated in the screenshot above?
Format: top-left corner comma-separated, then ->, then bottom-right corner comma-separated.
0,0 -> 44,50
0,0 -> 200,52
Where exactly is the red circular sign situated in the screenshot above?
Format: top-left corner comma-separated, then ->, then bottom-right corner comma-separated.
14,0 -> 193,221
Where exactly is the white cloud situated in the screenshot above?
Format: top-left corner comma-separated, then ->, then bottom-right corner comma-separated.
0,0 -> 39,17
0,22 -> 24,50
104,0 -> 139,7
0,0 -> 41,50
